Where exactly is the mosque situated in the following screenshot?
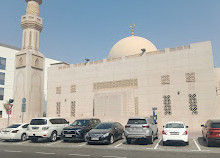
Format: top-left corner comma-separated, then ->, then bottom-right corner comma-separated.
0,0 -> 220,133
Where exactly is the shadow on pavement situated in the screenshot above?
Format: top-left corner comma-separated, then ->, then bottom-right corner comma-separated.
197,137 -> 220,148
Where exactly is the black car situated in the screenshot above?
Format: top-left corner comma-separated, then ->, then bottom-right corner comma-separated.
85,122 -> 124,144
61,118 -> 101,142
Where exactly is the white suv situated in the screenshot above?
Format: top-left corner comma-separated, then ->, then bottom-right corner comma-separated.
27,117 -> 69,142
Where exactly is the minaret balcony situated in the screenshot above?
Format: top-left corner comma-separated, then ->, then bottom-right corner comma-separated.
21,15 -> 43,32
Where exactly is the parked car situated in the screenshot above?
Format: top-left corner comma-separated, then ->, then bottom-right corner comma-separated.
162,122 -> 189,146
61,118 -> 101,142
201,119 -> 220,147
0,123 -> 29,141
85,122 -> 124,144
124,117 -> 158,144
27,117 -> 69,142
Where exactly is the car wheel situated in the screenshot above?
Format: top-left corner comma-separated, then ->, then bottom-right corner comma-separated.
21,133 -> 27,141
206,138 -> 212,147
148,135 -> 154,144
30,138 -> 38,143
126,138 -> 131,144
163,141 -> 167,146
50,131 -> 57,142
109,135 -> 114,144
185,141 -> 189,145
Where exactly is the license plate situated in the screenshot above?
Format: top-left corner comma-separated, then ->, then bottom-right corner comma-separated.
91,137 -> 99,141
170,132 -> 179,135
65,134 -> 72,138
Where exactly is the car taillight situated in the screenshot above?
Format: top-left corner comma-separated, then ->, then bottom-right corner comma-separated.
142,125 -> 149,128
11,130 -> 19,133
125,125 -> 130,128
162,130 -> 166,135
183,131 -> 188,135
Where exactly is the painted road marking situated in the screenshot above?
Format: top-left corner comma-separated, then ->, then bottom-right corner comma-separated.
154,138 -> 162,149
69,153 -> 90,157
46,140 -> 61,146
4,150 -> 22,153
36,152 -> 55,155
193,139 -> 201,151
78,142 -> 87,146
102,156 -> 127,158
115,143 -> 123,148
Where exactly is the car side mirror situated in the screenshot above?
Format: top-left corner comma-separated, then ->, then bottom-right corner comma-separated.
186,126 -> 188,128
67,121 -> 70,124
201,125 -> 204,127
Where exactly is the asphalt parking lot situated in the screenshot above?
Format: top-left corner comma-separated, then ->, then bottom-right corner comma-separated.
0,136 -> 220,154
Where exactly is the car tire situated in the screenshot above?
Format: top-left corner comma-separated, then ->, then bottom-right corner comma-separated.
148,135 -> 154,144
63,140 -> 69,142
21,133 -> 27,141
185,141 -> 189,145
126,138 -> 132,144
30,138 -> 38,143
109,135 -> 114,144
50,131 -> 57,142
163,141 -> 167,146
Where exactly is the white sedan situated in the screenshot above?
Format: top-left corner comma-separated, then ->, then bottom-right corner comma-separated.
0,123 -> 29,141
162,122 -> 189,145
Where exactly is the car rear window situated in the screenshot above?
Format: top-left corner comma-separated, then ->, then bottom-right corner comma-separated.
7,124 -> 21,128
127,119 -> 147,124
165,123 -> 184,128
211,123 -> 220,128
30,119 -> 47,125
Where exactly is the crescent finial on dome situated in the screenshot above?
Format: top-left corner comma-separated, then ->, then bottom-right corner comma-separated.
130,24 -> 135,36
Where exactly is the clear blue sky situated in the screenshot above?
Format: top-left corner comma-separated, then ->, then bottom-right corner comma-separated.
0,0 -> 220,67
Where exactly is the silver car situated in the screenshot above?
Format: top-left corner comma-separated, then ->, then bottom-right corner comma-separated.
124,117 -> 158,144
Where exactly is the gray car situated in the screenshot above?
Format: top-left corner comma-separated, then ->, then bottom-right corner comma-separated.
124,117 -> 158,144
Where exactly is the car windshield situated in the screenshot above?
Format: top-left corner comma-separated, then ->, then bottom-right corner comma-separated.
211,123 -> 220,128
71,120 -> 89,126
165,123 -> 184,128
7,124 -> 21,128
95,123 -> 112,129
127,119 -> 147,124
30,119 -> 47,125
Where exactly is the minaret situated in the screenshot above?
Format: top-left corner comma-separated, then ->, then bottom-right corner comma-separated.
13,0 -> 44,121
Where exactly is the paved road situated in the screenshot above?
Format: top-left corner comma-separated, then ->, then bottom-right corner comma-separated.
0,137 -> 220,158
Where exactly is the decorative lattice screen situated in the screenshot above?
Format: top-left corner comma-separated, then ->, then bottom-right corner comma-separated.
71,101 -> 76,117
164,95 -> 172,115
189,94 -> 198,114
56,102 -> 61,117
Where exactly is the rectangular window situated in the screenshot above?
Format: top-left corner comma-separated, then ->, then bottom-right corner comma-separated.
0,57 -> 6,70
0,88 -> 4,100
0,72 -> 5,85
0,111 -> 2,118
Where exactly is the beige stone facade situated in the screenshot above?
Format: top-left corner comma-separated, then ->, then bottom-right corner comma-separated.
47,41 -> 220,133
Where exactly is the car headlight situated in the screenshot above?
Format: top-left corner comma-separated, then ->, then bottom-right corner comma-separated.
102,132 -> 110,138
